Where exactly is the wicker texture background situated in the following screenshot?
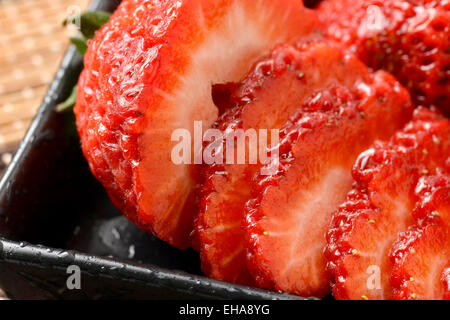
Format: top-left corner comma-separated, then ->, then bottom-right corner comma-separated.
0,0 -> 90,299
0,0 -> 89,178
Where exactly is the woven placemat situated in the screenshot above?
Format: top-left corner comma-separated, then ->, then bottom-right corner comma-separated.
0,0 -> 90,299
0,0 -> 89,178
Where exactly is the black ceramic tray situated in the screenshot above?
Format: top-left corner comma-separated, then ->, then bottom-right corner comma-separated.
0,0 -> 303,300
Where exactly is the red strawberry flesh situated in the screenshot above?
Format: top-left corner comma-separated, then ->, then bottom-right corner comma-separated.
75,0 -> 319,248
326,107 -> 450,300
390,225 -> 450,300
196,41 -> 376,286
390,172 -> 450,300
318,0 -> 450,115
244,70 -> 413,297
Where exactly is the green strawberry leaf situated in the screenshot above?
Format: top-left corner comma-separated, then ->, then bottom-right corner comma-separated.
56,85 -> 78,113
60,10 -> 111,113
64,10 -> 111,39
70,35 -> 88,55
78,11 -> 111,39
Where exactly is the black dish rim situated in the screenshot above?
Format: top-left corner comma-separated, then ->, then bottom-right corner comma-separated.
0,0 -> 309,300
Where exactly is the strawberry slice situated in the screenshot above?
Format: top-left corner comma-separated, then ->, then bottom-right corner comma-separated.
317,0 -> 450,115
195,41 -> 391,286
413,174 -> 450,227
443,268 -> 450,300
390,173 -> 450,300
326,107 -> 450,300
243,69 -> 413,297
390,225 -> 450,300
75,0 -> 319,248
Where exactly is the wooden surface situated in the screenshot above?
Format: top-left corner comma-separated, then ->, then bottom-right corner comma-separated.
0,0 -> 89,178
0,0 -> 90,299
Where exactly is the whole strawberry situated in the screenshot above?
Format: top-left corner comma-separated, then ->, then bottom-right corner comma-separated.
318,0 -> 450,115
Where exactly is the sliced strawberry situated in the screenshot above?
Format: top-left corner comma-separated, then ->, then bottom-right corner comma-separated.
75,0 -> 319,248
443,268 -> 450,300
413,174 -> 450,227
390,225 -> 450,300
326,107 -> 450,300
318,0 -> 450,115
195,41 -> 394,286
243,68 -> 413,297
390,172 -> 450,300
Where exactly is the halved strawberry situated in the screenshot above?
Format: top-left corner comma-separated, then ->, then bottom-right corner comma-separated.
390,173 -> 450,300
317,0 -> 450,115
243,69 -> 413,297
390,225 -> 450,300
75,0 -> 319,248
195,41 -> 392,286
326,107 -> 450,300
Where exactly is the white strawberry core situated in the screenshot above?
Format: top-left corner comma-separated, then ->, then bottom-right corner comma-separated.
274,167 -> 353,287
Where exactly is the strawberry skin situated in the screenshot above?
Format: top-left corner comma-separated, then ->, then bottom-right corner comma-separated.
390,226 -> 450,300
75,0 -> 319,248
413,174 -> 450,227
195,41 -> 390,286
390,173 -> 450,300
443,268 -> 450,300
326,107 -> 450,300
244,68 -> 413,297
318,0 -> 450,115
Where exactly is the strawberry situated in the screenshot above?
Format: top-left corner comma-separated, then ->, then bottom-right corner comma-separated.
413,174 -> 450,227
390,173 -> 450,300
243,68 -> 413,297
317,0 -> 450,115
196,41 -> 381,286
75,0 -> 319,248
390,225 -> 450,300
326,107 -> 450,300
